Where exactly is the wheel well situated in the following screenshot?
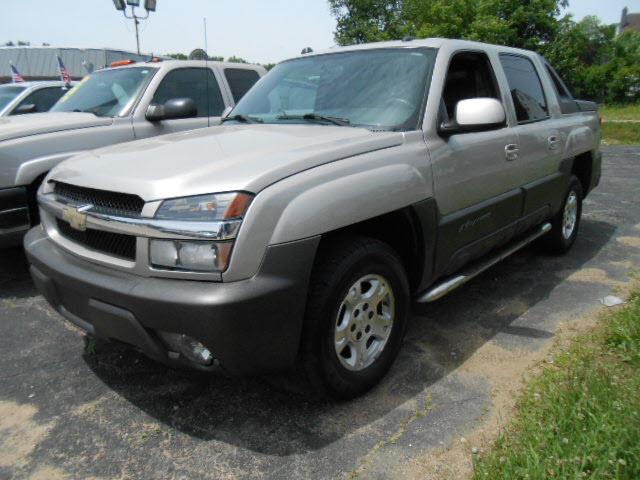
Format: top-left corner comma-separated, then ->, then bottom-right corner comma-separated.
571,152 -> 593,196
318,208 -> 425,292
26,172 -> 48,225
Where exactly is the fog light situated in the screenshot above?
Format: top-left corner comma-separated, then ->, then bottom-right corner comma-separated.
150,239 -> 232,272
157,331 -> 213,366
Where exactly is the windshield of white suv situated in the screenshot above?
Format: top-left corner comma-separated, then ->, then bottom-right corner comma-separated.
228,48 -> 435,131
51,67 -> 155,117
0,85 -> 27,110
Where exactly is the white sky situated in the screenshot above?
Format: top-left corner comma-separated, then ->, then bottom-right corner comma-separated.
1,0 -> 637,65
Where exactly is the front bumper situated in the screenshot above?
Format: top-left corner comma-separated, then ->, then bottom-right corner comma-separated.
25,226 -> 319,375
0,186 -> 30,248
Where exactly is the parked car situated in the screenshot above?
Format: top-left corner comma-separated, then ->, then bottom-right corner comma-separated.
25,39 -> 601,398
0,59 -> 266,247
0,81 -> 76,117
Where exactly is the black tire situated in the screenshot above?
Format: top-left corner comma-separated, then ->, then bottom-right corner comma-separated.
299,236 -> 410,399
542,175 -> 583,254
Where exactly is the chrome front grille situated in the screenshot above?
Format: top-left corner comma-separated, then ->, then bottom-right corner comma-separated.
56,218 -> 136,260
53,182 -> 145,218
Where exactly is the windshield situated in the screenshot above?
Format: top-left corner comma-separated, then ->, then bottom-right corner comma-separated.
51,67 -> 155,117
0,85 -> 27,111
230,48 -> 435,130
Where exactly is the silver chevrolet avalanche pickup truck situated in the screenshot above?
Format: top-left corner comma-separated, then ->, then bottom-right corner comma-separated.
26,39 -> 601,398
0,60 -> 265,247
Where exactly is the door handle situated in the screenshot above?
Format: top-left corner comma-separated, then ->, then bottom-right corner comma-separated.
548,135 -> 560,150
505,144 -> 519,161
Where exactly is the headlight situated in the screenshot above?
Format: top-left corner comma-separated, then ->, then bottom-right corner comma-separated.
155,192 -> 253,221
150,192 -> 252,273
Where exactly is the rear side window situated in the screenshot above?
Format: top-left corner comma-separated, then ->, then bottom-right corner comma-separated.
545,64 -> 579,114
546,65 -> 570,99
153,68 -> 225,117
14,87 -> 67,114
499,54 -> 549,123
224,68 -> 261,103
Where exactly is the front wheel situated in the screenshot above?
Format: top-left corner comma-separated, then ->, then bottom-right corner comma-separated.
300,236 -> 410,399
542,175 -> 583,254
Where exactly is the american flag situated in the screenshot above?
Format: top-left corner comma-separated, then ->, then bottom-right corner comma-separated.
10,63 -> 24,83
57,56 -> 71,84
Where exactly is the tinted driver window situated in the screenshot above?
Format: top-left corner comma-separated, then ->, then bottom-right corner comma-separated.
224,68 -> 260,103
153,68 -> 224,117
499,54 -> 548,123
442,51 -> 500,121
15,87 -> 67,114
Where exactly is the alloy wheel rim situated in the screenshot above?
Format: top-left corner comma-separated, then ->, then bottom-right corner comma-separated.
334,274 -> 395,371
562,190 -> 578,240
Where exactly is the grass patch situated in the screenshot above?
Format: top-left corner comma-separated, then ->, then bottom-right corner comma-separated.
600,104 -> 640,122
602,122 -> 640,145
473,292 -> 640,479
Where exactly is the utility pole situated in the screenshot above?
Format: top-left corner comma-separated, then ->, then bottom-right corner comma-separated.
133,6 -> 141,55
112,0 -> 157,55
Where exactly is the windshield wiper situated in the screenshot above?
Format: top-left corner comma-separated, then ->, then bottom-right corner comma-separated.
277,113 -> 351,127
222,114 -> 263,124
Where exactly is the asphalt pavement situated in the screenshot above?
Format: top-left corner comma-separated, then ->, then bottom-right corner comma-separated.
1,146 -> 639,480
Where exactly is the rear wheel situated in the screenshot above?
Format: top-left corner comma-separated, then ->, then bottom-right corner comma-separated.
300,236 -> 410,399
543,175 -> 583,254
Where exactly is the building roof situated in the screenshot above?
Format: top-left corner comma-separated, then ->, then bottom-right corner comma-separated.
0,47 -> 153,82
620,7 -> 640,33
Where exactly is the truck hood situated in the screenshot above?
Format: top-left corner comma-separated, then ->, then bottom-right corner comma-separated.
0,112 -> 113,143
50,124 -> 405,200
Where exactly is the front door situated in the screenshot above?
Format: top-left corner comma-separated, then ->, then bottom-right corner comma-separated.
429,50 -> 522,276
133,67 -> 226,139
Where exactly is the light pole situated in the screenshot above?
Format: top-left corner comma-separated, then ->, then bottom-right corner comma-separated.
112,0 -> 157,55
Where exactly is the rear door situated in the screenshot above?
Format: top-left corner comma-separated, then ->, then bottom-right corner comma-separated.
133,67 -> 226,139
223,67 -> 262,104
498,53 -> 563,220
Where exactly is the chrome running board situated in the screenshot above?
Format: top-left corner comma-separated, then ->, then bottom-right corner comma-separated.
417,222 -> 552,303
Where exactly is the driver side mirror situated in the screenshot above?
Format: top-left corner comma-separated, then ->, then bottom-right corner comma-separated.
146,98 -> 198,122
439,98 -> 506,136
13,103 -> 37,115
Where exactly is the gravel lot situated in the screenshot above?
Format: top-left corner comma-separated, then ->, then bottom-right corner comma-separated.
1,146 -> 639,480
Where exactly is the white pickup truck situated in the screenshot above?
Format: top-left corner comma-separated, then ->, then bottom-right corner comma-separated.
26,39 -> 601,398
0,59 -> 266,246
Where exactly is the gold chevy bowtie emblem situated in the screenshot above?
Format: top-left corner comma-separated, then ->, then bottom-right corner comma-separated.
62,205 -> 91,231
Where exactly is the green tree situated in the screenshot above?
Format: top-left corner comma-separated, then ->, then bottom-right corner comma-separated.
227,56 -> 248,63
327,0 -> 640,103
166,53 -> 188,60
329,0 -> 568,48
328,0 -> 405,45
541,16 -> 640,103
166,52 -> 225,61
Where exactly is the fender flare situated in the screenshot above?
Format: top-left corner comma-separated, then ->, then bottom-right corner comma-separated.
269,163 -> 430,244
15,151 -> 86,186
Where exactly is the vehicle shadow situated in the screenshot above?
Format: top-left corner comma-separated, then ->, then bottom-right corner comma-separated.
73,218 -> 616,456
0,245 -> 37,299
